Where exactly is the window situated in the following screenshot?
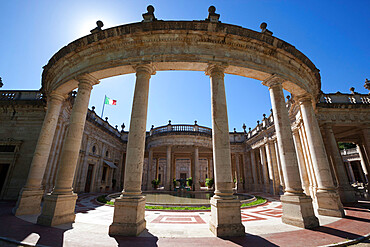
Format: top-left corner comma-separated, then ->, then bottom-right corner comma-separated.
92,146 -> 96,154
106,150 -> 109,157
0,145 -> 16,152
102,166 -> 108,182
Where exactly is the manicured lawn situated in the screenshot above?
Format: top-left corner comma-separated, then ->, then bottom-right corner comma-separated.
97,195 -> 267,210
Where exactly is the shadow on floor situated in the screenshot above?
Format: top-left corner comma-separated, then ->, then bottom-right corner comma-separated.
0,202 -> 68,247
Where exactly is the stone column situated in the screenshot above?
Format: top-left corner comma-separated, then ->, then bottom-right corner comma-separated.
207,158 -> 212,179
259,146 -> 269,192
194,147 -> 200,191
166,146 -> 172,190
14,92 -> 65,216
265,142 -> 276,194
299,96 -> 344,217
346,162 -> 356,183
243,153 -> 251,192
109,64 -> 155,236
292,129 -> 310,195
263,76 -> 318,228
357,145 -> 370,185
206,64 -> 244,236
37,74 -> 98,226
146,148 -> 153,190
235,154 -> 243,192
268,141 -> 281,195
274,140 -> 285,190
250,150 -> 258,191
155,158 -> 159,181
324,125 -> 356,203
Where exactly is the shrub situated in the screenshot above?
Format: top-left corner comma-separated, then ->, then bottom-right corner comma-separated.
187,177 -> 193,187
205,178 -> 214,188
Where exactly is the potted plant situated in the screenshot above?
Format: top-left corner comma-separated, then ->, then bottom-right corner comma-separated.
205,178 -> 214,189
173,178 -> 177,190
151,179 -> 160,189
186,177 -> 193,189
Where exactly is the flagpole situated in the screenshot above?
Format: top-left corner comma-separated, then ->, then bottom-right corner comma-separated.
101,95 -> 106,118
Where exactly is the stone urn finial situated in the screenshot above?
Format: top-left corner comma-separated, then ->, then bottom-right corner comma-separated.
263,113 -> 266,119
364,79 -> 370,94
242,123 -> 246,132
121,123 -> 125,131
0,77 -> 3,88
350,87 -> 356,94
143,5 -> 157,22
115,125 -> 118,129
260,22 -> 273,35
151,125 -> 154,129
206,5 -> 220,23
194,120 -> 198,125
105,117 -> 108,122
168,120 -> 171,125
90,20 -> 104,34
234,128 -> 237,133
91,106 -> 95,112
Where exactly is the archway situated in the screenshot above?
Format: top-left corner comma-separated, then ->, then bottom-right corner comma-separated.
14,5 -> 343,237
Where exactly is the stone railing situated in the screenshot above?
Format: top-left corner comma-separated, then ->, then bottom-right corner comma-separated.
245,112 -> 275,140
149,122 -> 212,136
0,90 -> 43,100
86,108 -> 128,142
340,148 -> 358,156
319,93 -> 370,104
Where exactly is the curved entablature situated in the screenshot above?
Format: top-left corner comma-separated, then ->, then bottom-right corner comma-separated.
42,16 -> 321,98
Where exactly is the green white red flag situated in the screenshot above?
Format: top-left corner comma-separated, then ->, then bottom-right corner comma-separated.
104,96 -> 117,105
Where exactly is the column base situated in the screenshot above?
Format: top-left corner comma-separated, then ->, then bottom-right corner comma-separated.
37,193 -> 78,226
281,194 -> 319,229
337,186 -> 357,203
209,196 -> 245,237
13,188 -> 44,216
316,190 -> 345,217
109,196 -> 146,236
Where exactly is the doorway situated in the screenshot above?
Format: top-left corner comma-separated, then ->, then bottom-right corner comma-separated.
0,164 -> 10,193
85,164 -> 94,192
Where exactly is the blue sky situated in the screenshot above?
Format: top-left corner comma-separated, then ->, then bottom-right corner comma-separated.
1,1 -> 369,131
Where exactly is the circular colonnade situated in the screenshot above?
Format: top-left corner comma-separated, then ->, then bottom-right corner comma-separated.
14,6 -> 344,237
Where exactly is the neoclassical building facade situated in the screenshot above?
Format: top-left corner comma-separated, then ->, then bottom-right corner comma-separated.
0,6 -> 369,237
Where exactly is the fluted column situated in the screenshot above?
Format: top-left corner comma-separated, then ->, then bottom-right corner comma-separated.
259,146 -> 269,192
292,129 -> 310,195
324,125 -> 356,203
38,74 -> 98,226
265,142 -> 276,194
263,76 -> 318,228
206,64 -> 244,236
109,64 -> 155,236
357,145 -> 369,185
14,92 -> 65,216
299,96 -> 344,217
166,146 -> 172,190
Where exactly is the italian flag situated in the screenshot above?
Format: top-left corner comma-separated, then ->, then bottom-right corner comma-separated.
104,96 -> 117,105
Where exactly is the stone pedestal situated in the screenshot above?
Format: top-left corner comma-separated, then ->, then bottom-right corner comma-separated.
209,197 -> 245,237
109,196 -> 146,236
37,193 -> 78,226
316,190 -> 345,217
281,194 -> 319,228
13,189 -> 44,215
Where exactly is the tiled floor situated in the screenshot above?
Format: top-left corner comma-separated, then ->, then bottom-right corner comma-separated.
0,193 -> 369,247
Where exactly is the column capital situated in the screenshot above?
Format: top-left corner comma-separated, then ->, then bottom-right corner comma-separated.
296,94 -> 313,105
48,91 -> 66,102
76,73 -> 100,87
133,63 -> 156,75
205,63 -> 228,76
261,74 -> 285,88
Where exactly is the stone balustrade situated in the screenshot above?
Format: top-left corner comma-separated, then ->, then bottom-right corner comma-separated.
319,93 -> 370,105
0,90 -> 43,101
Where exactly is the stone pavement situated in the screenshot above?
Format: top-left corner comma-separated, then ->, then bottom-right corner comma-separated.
0,193 -> 369,246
